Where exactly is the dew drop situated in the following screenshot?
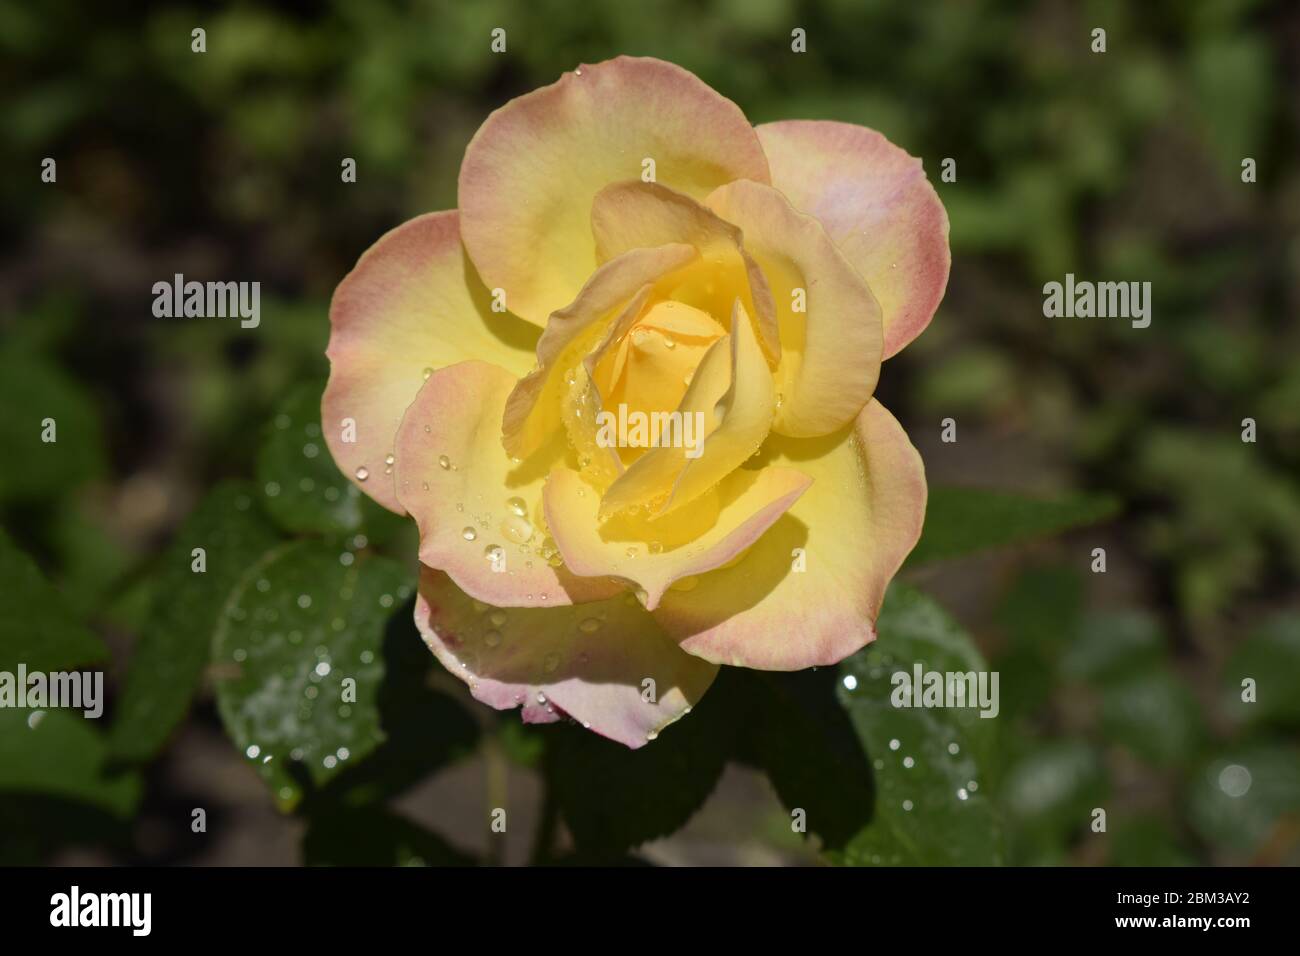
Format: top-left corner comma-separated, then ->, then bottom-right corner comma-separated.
484,630 -> 502,647
500,514 -> 534,544
506,496 -> 528,517
438,455 -> 451,470
489,610 -> 507,627
422,367 -> 434,380
355,467 -> 369,481
579,617 -> 601,634
462,527 -> 477,541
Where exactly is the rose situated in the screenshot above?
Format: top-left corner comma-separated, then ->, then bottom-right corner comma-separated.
324,56 -> 949,747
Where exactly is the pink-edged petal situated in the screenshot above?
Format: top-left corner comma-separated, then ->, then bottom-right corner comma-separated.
653,399 -> 926,670
324,211 -> 539,513
414,567 -> 718,748
755,120 -> 950,359
394,360 -> 621,608
458,56 -> 770,326
706,179 -> 882,438
545,464 -> 812,611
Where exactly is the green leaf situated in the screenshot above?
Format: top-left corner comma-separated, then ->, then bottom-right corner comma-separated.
907,486 -> 1119,565
992,565 -> 1082,719
1222,614 -> 1300,730
256,384 -> 364,535
1186,745 -> 1300,862
0,708 -> 139,817
738,668 -> 874,851
0,346 -> 106,502
832,584 -> 1003,865
309,604 -> 479,808
1060,610 -> 1165,687
302,806 -> 475,866
213,538 -> 414,810
0,526 -> 106,672
1108,814 -> 1196,867
544,673 -> 740,859
109,483 -> 281,761
1100,669 -> 1204,768
1001,740 -> 1107,862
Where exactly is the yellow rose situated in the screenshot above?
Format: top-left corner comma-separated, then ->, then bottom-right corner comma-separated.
324,57 -> 949,747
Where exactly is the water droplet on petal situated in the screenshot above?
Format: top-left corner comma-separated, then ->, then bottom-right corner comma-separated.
501,514 -> 534,544
355,467 -> 369,481
462,527 -> 477,541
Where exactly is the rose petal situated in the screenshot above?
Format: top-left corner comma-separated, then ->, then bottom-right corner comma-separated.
705,179 -> 882,438
414,567 -> 717,748
597,332 -> 732,518
591,181 -> 780,360
599,298 -> 775,518
323,211 -> 539,513
394,360 -> 621,607
545,463 -> 812,611
652,399 -> 926,670
458,56 -> 770,326
755,120 -> 950,359
502,243 -> 695,462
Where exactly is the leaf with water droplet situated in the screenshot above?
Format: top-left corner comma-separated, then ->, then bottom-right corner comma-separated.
831,583 -> 1004,865
110,482 -> 281,762
213,539 -> 412,810
0,708 -> 140,817
257,384 -> 363,535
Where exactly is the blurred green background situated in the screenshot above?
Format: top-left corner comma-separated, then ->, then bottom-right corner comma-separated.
1,0 -> 1297,866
